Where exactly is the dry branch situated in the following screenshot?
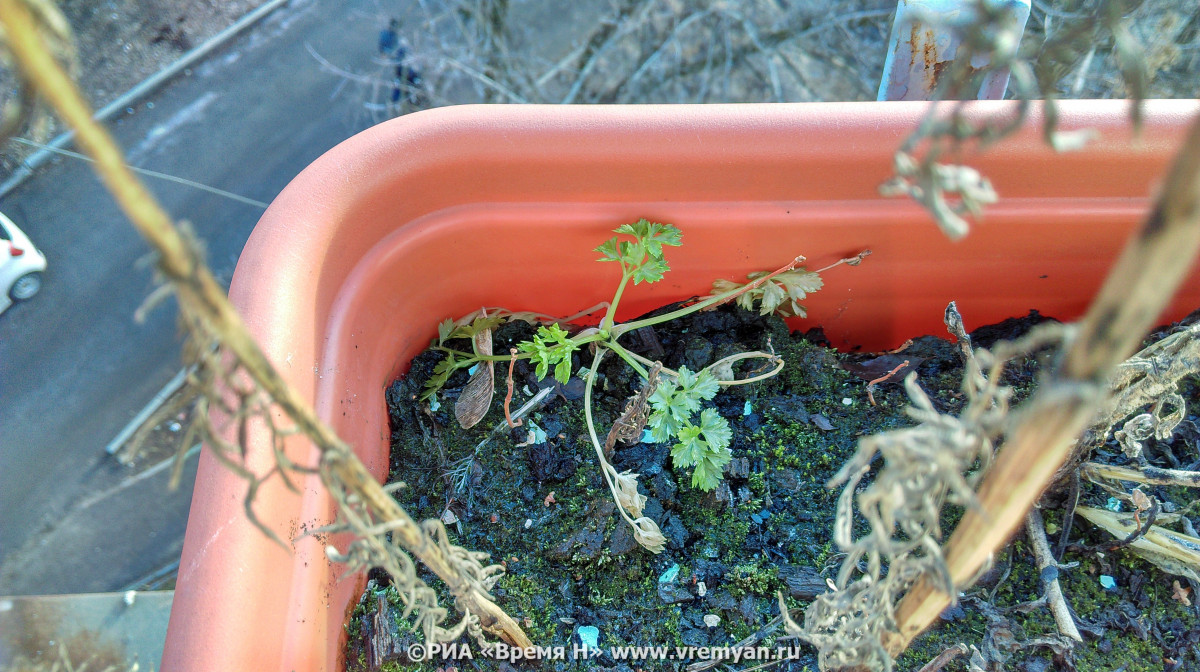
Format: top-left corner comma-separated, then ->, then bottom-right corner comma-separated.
1025,508 -> 1082,642
1082,462 -> 1200,488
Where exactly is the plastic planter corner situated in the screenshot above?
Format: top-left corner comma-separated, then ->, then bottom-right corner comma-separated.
162,101 -> 1200,671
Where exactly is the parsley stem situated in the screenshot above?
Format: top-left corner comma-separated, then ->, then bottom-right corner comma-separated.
432,347 -> 521,363
582,347 -> 640,529
610,255 -> 805,337
604,341 -> 649,379
601,270 -> 633,331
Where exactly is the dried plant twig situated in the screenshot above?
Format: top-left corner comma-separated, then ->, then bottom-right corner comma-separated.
866,359 -> 910,406
1082,462 -> 1200,488
915,644 -> 969,672
1025,508 -> 1083,642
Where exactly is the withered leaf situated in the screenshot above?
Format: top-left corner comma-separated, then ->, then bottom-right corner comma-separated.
455,363 -> 494,429
839,354 -> 924,382
811,414 -> 834,431
454,315 -> 495,429
605,364 -> 662,455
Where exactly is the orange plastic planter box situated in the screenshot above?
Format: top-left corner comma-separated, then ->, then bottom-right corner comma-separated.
162,101 -> 1200,671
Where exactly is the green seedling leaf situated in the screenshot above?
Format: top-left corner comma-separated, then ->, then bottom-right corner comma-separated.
421,352 -> 463,402
597,220 -> 682,284
647,368 -> 720,443
679,367 -> 719,401
648,367 -> 732,491
615,219 -> 682,258
670,425 -> 706,467
595,238 -> 622,263
670,409 -> 732,491
436,318 -> 456,345
647,378 -> 690,443
516,323 -> 579,384
631,257 -> 670,285
697,408 -> 732,450
448,314 -> 505,345
693,450 -> 731,491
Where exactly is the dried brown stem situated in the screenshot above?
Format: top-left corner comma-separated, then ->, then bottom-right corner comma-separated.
885,110 -> 1200,656
503,346 -> 521,428
1069,499 -> 1160,554
866,359 -> 910,407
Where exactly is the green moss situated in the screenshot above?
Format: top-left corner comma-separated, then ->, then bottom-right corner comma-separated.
726,558 -> 782,598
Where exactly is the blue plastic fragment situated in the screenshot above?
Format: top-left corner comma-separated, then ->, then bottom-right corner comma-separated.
659,563 -> 680,584
642,429 -> 655,443
530,423 -> 548,444
1106,497 -> 1122,512
743,400 -> 753,416
468,364 -> 479,375
578,625 -> 600,652
1099,575 -> 1117,590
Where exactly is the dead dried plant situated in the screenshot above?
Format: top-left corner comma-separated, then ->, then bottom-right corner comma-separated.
783,306 -> 1068,671
781,107 -> 1200,670
1074,320 -> 1200,460
880,0 -> 1153,239
0,0 -> 529,651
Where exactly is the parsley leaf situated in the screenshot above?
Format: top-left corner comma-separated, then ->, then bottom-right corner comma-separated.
447,315 -> 505,345
595,220 -> 682,285
631,257 -> 670,285
516,323 -> 578,384
670,425 -> 706,467
647,378 -> 691,443
648,369 -> 733,490
696,408 -> 732,449
615,219 -> 682,257
421,352 -> 463,401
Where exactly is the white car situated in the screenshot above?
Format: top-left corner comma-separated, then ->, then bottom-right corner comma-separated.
0,212 -> 46,314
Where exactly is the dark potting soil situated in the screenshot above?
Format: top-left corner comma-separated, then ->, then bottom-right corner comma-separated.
345,304 -> 1200,672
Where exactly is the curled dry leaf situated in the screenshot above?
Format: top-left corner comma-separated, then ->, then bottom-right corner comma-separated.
1172,580 -> 1192,606
631,516 -> 667,554
454,315 -> 495,429
1131,488 -> 1152,512
611,470 -> 647,519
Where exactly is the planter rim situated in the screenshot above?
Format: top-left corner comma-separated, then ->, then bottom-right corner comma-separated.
163,100 -> 1200,672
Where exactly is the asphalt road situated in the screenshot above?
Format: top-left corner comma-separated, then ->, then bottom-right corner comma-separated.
0,0 -> 403,594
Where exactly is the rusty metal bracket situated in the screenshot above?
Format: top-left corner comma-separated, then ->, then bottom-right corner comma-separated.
878,0 -> 1031,101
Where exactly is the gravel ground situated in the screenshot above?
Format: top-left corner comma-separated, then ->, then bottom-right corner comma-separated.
59,0 -> 262,106
0,0 -> 263,172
